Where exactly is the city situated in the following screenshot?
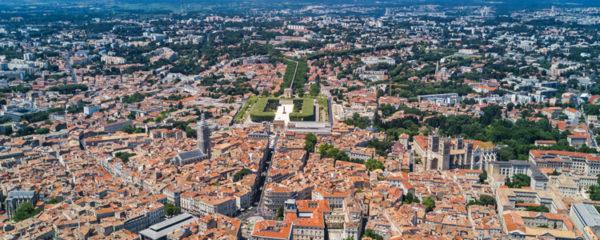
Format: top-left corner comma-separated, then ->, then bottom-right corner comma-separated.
2,0 -> 600,239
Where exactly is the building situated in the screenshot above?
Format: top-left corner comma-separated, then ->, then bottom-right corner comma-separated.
570,203 -> 600,240
5,190 -> 38,219
251,220 -> 293,240
358,70 -> 386,81
413,135 -> 496,171
164,187 -> 183,207
103,120 -> 132,133
361,56 -> 395,65
286,199 -> 327,240
101,55 -> 126,65
172,114 -> 211,165
502,210 -> 583,240
138,213 -> 198,240
180,194 -> 237,217
252,199 -> 329,240
487,160 -> 549,190
529,150 -> 600,176
418,93 -> 461,106
123,203 -> 165,233
286,122 -> 332,135
83,105 -> 100,116
495,188 -> 566,215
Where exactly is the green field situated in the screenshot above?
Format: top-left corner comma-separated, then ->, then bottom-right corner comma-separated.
289,98 -> 314,121
250,97 -> 280,122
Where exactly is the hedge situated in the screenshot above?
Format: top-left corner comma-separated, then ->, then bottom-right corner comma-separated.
289,98 -> 314,121
250,97 -> 279,122
250,97 -> 314,122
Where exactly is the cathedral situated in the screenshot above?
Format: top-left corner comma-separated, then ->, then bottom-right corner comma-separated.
172,113 -> 211,165
413,134 -> 496,171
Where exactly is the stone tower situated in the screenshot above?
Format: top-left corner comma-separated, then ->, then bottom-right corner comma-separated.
441,137 -> 452,170
197,113 -> 211,158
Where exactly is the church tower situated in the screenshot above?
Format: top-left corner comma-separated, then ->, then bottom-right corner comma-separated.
197,113 -> 211,158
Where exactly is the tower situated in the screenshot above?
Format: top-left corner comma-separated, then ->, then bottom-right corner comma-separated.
441,137 -> 452,170
197,113 -> 211,158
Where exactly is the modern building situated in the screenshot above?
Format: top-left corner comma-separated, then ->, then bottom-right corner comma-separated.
417,93 -> 461,106
286,121 -> 332,136
138,213 -> 198,240
83,105 -> 100,116
361,56 -> 395,65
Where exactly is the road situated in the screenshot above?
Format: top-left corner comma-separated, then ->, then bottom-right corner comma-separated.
63,52 -> 77,83
237,132 -> 278,220
289,60 -> 299,91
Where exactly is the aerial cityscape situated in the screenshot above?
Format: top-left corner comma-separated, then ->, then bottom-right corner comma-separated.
3,0 -> 600,239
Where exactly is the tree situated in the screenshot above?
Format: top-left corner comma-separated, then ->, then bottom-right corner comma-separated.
588,175 -> 600,200
589,185 -> 600,201
34,128 -> 50,134
379,104 -> 397,118
467,194 -> 496,207
365,159 -> 384,171
507,102 -> 515,111
479,170 -> 488,183
233,168 -> 252,182
478,195 -> 496,206
261,89 -> 270,96
366,139 -> 394,157
13,202 -> 41,222
423,196 -> 436,212
164,203 -> 181,216
277,206 -> 284,220
115,152 -> 136,164
309,83 -> 320,97
122,125 -> 144,134
403,193 -> 419,204
344,113 -> 371,129
497,147 -> 516,161
318,143 -> 351,162
304,133 -> 317,152
506,174 -> 530,188
128,112 -> 136,120
363,229 -> 384,240
123,92 -> 145,103
480,104 -> 503,125
525,205 -> 550,213
55,123 -> 68,131
3,127 -> 13,136
48,84 -> 88,94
